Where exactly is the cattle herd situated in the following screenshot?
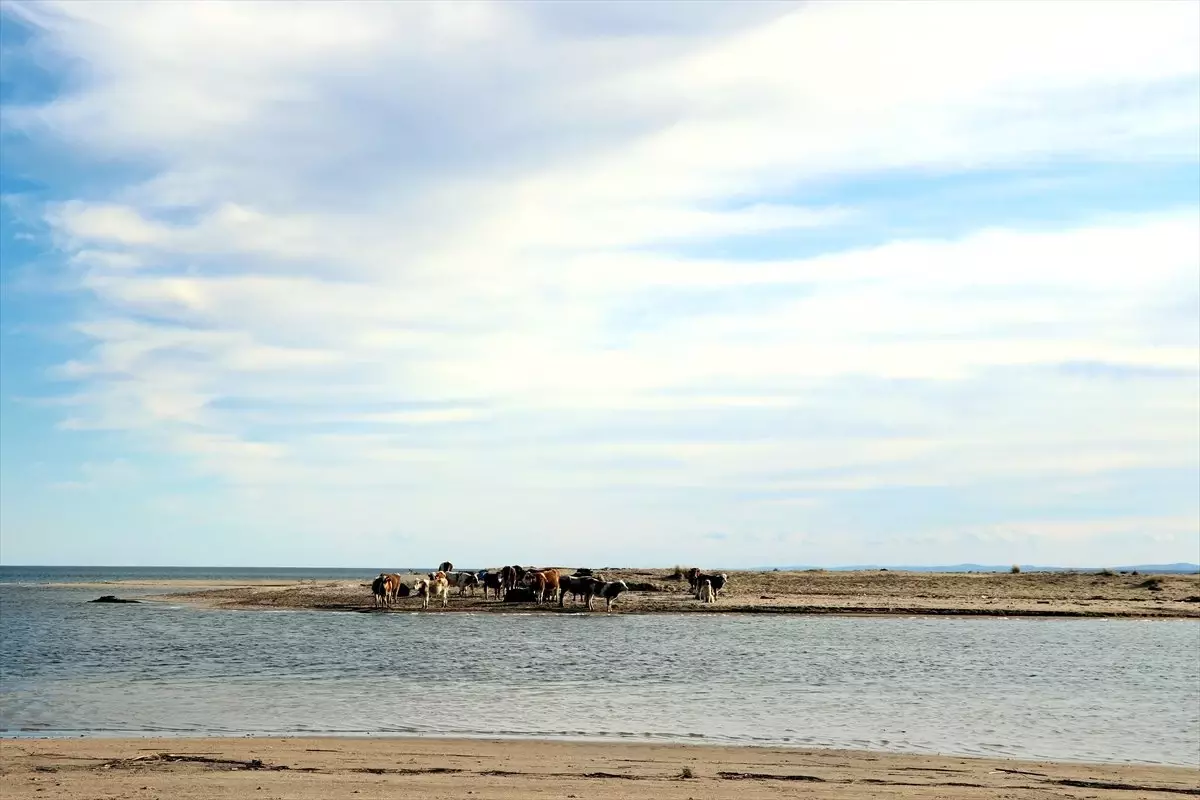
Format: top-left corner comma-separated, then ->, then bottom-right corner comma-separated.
369,562 -> 729,613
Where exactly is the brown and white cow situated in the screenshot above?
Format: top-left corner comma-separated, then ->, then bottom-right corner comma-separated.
415,571 -> 450,609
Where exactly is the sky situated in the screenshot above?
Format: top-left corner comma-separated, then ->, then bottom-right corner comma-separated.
0,0 -> 1197,569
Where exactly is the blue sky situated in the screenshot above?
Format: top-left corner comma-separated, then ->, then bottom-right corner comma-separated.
1,1 -> 1198,568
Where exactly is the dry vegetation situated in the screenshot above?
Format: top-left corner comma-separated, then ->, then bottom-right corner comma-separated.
147,568 -> 1200,618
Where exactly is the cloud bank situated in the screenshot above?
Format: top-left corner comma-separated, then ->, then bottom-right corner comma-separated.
1,0 -> 1197,567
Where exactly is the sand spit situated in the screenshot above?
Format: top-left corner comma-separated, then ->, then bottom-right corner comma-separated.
3,736 -> 1198,800
136,569 -> 1200,618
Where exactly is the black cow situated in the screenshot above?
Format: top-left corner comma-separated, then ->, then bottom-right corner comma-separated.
559,575 -> 604,607
371,574 -> 388,606
481,571 -> 505,600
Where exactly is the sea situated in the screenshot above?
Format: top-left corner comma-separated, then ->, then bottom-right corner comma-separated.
2,566 -> 1198,766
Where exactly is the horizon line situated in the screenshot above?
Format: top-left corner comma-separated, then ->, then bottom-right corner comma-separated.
2,562 -> 1197,572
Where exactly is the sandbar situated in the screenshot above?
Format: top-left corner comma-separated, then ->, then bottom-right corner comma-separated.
134,568 -> 1200,618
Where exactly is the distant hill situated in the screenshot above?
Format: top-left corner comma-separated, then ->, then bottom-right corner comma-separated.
761,563 -> 1200,574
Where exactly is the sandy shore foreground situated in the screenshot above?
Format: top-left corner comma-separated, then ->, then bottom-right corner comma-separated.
3,737 -> 1198,799
136,569 -> 1200,617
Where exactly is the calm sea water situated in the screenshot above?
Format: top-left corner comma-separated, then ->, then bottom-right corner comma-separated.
1,569 -> 1197,766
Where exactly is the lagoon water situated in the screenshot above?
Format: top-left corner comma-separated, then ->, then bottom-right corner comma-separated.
1,569 -> 1198,766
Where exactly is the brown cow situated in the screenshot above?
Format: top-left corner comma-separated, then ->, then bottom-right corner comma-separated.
391,576 -> 411,599
525,568 -> 560,604
382,573 -> 404,605
527,571 -> 546,602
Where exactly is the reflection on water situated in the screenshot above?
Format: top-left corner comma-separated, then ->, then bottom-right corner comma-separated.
1,584 -> 1197,766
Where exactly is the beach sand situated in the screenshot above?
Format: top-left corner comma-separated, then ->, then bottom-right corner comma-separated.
135,569 -> 1200,618
2,737 -> 1197,799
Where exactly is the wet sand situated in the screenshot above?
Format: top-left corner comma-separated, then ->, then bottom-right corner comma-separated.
3,737 -> 1197,799
138,569 -> 1200,618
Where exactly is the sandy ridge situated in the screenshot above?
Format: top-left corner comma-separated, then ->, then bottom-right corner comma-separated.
3,736 -> 1198,799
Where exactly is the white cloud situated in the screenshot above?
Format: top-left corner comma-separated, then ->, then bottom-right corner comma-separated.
3,0 -> 1198,564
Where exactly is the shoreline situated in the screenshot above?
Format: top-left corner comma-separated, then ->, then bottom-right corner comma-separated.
3,736 -> 1197,799
4,731 -> 1197,769
144,596 -> 1200,619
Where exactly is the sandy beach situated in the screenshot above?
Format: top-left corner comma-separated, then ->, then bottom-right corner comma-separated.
129,568 -> 1200,618
3,736 -> 1198,799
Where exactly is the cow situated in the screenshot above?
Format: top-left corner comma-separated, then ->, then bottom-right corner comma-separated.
559,574 -> 583,605
438,561 -> 454,574
525,568 -> 560,604
415,572 -> 450,609
382,573 -> 405,604
371,574 -> 388,607
502,565 -> 529,594
446,571 -> 479,596
500,565 -> 517,594
699,578 -> 715,603
573,568 -> 595,577
598,580 -> 628,612
527,571 -> 546,603
693,573 -> 728,599
685,567 -> 702,590
481,571 -> 505,600
559,574 -> 604,607
502,586 -> 537,603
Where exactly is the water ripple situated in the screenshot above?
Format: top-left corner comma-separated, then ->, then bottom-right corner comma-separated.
1,585 -> 1197,766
